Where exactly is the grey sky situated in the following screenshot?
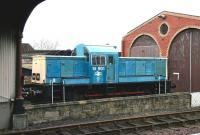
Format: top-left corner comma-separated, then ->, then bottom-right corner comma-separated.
22,0 -> 200,51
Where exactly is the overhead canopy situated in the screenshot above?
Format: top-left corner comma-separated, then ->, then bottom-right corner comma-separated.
0,0 -> 44,32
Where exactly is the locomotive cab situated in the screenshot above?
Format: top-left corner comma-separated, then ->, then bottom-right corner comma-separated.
75,44 -> 119,84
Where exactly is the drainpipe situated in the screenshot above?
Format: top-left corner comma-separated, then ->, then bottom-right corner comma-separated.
13,32 -> 25,114
189,31 -> 192,93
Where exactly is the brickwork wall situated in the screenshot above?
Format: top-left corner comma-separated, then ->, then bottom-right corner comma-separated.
122,12 -> 200,57
25,92 -> 191,125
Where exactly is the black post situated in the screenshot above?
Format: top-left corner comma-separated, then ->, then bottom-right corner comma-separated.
13,32 -> 25,114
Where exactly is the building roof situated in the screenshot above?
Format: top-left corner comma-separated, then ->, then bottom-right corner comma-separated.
23,50 -> 72,56
22,43 -> 73,56
22,43 -> 34,53
125,11 -> 200,37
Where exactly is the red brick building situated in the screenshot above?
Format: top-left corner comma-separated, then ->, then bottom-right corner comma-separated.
122,11 -> 200,92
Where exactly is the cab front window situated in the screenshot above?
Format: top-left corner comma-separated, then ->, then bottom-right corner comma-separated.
92,55 -> 106,66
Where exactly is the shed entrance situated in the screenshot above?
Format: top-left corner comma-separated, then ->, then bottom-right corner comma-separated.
130,35 -> 159,57
168,28 -> 200,92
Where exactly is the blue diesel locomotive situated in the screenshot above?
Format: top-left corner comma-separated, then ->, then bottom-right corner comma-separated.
28,44 -> 171,101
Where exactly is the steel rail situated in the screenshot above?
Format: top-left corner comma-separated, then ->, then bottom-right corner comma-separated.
3,109 -> 200,135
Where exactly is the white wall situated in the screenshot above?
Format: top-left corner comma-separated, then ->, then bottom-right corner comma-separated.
191,92 -> 200,107
0,31 -> 16,129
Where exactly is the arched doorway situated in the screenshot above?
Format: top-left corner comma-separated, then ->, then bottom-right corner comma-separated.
168,28 -> 200,92
130,35 -> 160,57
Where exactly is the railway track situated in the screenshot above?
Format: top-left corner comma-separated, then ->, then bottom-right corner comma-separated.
3,109 -> 200,135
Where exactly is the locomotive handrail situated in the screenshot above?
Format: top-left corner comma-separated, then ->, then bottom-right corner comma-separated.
32,55 -> 86,58
120,57 -> 168,59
